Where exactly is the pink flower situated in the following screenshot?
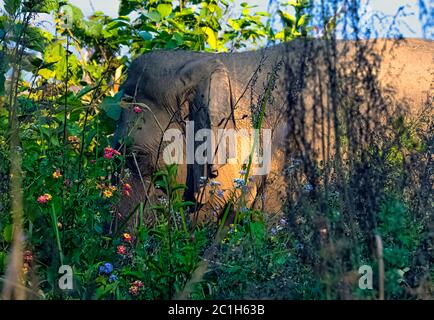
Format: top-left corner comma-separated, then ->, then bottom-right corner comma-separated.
122,183 -> 132,196
117,245 -> 127,255
133,106 -> 142,114
37,194 -> 52,204
133,280 -> 144,288
104,147 -> 121,159
129,285 -> 139,296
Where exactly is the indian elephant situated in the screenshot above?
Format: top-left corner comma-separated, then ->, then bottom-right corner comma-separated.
114,38 -> 433,219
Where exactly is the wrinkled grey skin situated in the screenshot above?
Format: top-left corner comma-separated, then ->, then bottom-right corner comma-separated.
115,38 -> 433,215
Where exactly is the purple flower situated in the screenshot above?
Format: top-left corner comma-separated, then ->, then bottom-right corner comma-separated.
280,218 -> 287,226
99,262 -> 113,275
271,227 -> 277,235
233,178 -> 246,188
109,274 -> 118,283
104,262 -> 113,274
217,189 -> 224,198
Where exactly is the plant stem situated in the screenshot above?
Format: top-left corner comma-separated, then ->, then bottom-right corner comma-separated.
51,203 -> 64,266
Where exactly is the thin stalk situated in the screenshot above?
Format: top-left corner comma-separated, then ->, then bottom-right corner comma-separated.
51,203 -> 64,266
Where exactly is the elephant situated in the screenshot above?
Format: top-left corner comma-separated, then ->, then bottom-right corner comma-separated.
114,38 -> 433,219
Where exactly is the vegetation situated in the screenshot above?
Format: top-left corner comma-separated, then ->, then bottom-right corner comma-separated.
0,0 -> 432,300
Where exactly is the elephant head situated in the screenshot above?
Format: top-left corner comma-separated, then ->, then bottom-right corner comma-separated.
114,50 -> 236,203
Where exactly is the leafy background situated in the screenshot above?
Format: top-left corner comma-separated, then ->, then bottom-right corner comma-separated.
0,0 -> 432,299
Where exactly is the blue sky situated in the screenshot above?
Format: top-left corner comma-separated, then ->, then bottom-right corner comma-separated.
65,0 -> 424,38
0,0 -> 427,38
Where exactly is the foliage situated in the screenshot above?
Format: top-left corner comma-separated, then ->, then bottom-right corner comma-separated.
0,0 -> 432,300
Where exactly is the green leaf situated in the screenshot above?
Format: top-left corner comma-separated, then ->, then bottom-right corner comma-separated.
146,11 -> 161,22
82,20 -> 103,37
23,0 -> 58,13
138,31 -> 153,41
4,0 -> 21,15
250,221 -> 265,245
60,4 -> 84,27
0,251 -> 6,272
297,14 -> 307,27
99,96 -> 122,121
119,0 -> 139,16
2,224 -> 13,243
157,3 -> 172,19
0,73 -> 5,96
172,32 -> 184,45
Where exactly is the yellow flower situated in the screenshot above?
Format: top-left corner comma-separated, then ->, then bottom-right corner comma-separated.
103,190 -> 113,198
22,263 -> 29,275
123,233 -> 132,243
53,169 -> 62,179
109,185 -> 117,192
38,193 -> 52,204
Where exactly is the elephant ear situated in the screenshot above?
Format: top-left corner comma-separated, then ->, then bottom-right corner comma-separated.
179,57 -> 235,202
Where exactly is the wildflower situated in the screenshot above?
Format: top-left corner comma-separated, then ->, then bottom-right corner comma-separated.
133,280 -> 144,288
122,233 -> 132,243
109,274 -> 118,283
159,196 -> 168,206
239,169 -> 247,175
98,266 -> 106,274
248,176 -> 255,182
279,218 -> 287,226
216,189 -> 224,198
99,262 -> 114,275
210,180 -> 221,187
104,147 -> 121,159
122,183 -> 132,197
133,106 -> 142,114
37,193 -> 52,204
129,285 -> 139,296
53,169 -> 62,179
117,245 -> 127,255
104,262 -> 113,274
233,178 -> 246,188
271,227 -> 278,235
23,250 -> 33,263
103,189 -> 113,198
22,263 -> 29,274
303,183 -> 313,193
